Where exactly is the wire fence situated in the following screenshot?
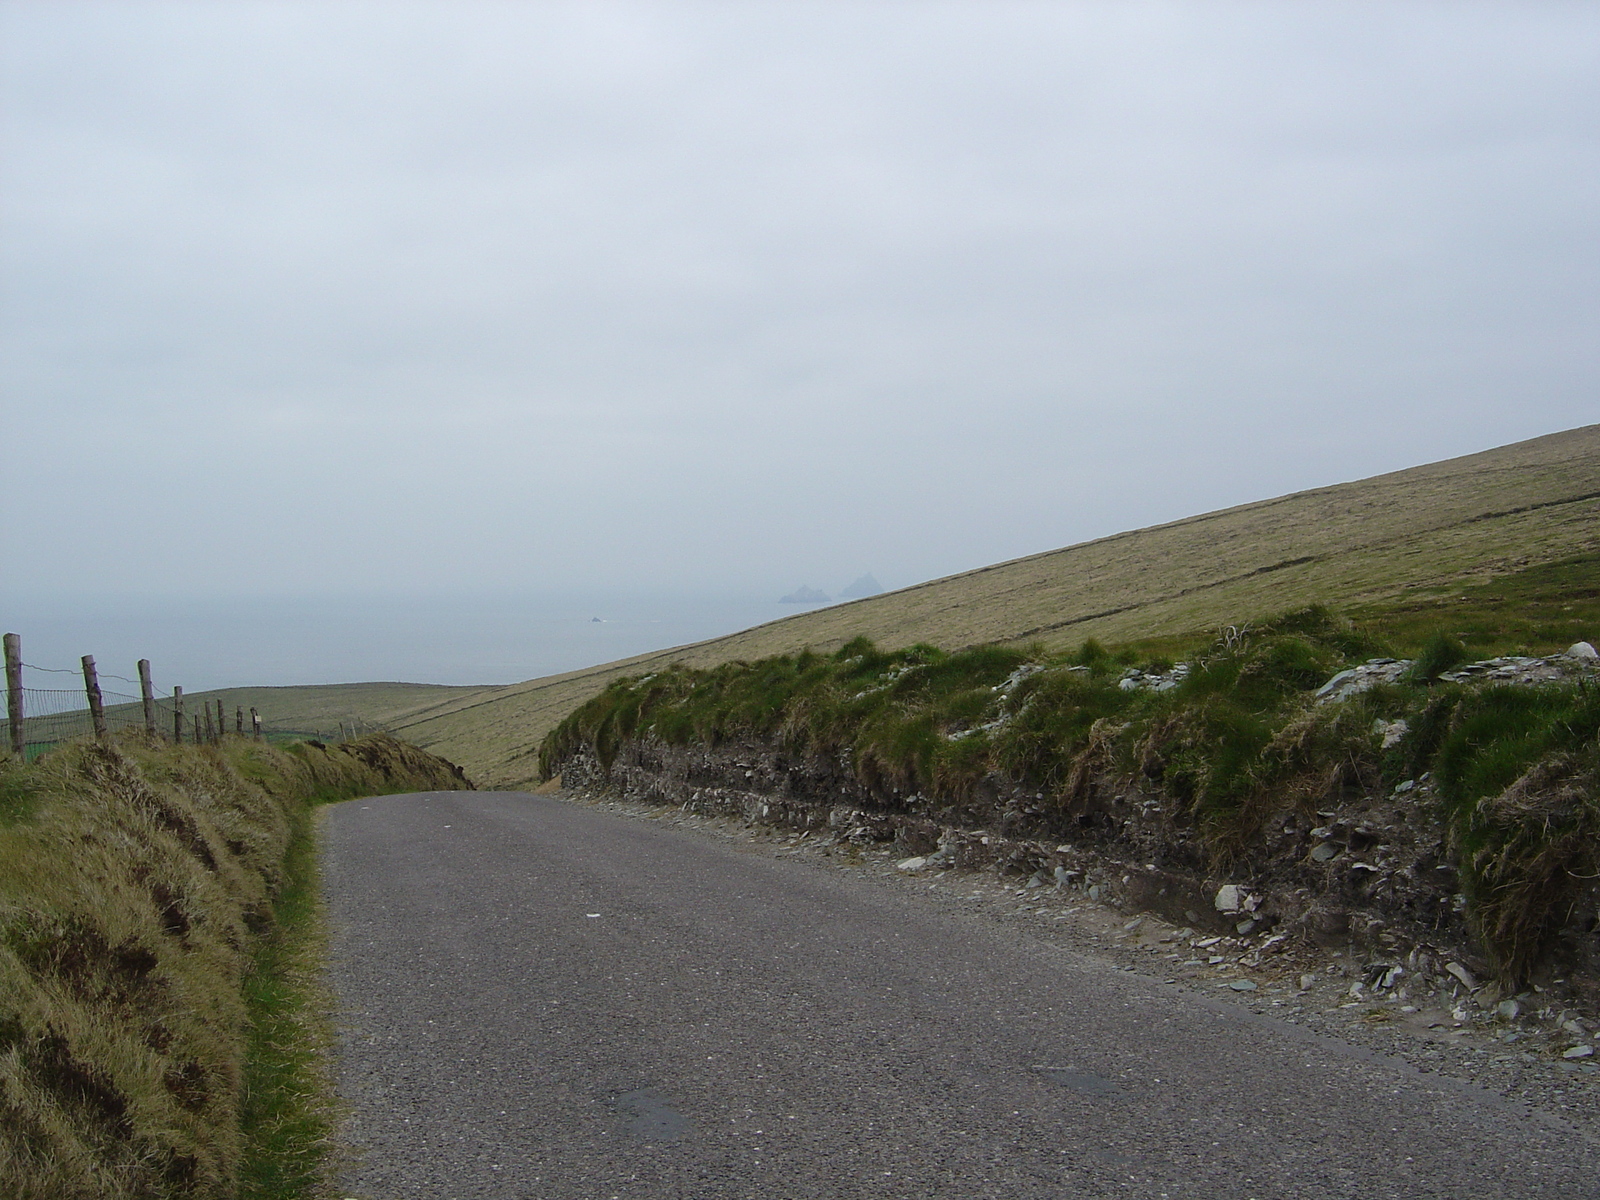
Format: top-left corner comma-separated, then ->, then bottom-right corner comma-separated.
3,632 -> 339,763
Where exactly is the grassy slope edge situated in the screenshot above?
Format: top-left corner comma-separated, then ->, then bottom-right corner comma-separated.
0,732 -> 472,1200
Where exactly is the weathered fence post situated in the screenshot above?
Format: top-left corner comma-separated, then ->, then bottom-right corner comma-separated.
250,708 -> 261,740
173,686 -> 184,743
235,707 -> 243,735
193,714 -> 202,743
82,655 -> 107,739
203,706 -> 215,744
215,699 -> 225,740
4,633 -> 22,757
139,660 -> 156,737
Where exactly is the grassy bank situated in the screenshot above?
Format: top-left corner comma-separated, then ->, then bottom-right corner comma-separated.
0,733 -> 471,1199
541,597 -> 1600,985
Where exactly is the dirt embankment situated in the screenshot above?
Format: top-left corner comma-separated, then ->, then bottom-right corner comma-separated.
557,735 -> 1600,1019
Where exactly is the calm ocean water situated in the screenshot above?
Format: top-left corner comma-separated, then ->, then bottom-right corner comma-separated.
2,593 -> 835,692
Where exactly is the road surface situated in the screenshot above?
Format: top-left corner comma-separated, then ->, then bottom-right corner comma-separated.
322,791 -> 1599,1198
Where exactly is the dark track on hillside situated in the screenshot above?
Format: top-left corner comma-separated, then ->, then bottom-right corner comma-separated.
323,792 -> 1600,1199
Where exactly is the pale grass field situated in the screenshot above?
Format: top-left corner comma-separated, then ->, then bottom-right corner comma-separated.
226,425 -> 1600,786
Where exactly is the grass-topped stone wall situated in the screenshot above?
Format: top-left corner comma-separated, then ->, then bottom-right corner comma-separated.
540,608 -> 1600,995
0,732 -> 471,1200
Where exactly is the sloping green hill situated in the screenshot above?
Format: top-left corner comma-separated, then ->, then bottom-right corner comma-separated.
173,681 -> 491,741
383,424 -> 1598,785
184,427 -> 1595,783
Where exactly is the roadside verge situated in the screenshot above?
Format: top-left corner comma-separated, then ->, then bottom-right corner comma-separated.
0,732 -> 471,1200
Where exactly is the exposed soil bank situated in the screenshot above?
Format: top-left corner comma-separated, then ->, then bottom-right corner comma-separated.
557,730 -> 1600,1030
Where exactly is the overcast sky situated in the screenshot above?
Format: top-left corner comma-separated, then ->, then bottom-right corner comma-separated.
4,0 -> 1597,612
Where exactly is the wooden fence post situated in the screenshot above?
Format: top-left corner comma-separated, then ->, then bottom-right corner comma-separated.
215,699 -> 225,740
193,714 -> 202,743
203,706 -> 215,744
4,633 -> 22,757
250,708 -> 261,740
82,655 -> 107,739
139,660 -> 156,737
174,686 -> 184,743
235,707 -> 243,735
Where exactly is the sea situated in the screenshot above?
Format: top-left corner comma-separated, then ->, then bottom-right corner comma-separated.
1,592 -> 838,693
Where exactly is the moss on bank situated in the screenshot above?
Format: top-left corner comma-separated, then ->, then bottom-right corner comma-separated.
0,733 -> 470,1199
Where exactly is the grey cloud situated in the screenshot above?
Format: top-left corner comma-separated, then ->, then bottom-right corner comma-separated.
2,0 -> 1596,603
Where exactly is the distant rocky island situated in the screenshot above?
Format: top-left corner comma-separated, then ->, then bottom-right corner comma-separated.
838,573 -> 883,599
779,575 -> 884,604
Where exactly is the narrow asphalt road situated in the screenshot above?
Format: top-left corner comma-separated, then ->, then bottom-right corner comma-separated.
322,791 -> 1600,1199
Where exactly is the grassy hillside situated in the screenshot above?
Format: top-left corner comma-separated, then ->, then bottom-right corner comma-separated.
168,682 -> 491,743
381,424 -> 1598,785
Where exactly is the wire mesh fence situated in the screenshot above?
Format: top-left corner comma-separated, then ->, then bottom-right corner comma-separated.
3,632 -> 324,762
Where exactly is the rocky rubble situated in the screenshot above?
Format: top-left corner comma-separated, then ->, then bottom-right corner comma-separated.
1313,641 -> 1599,704
558,725 -> 1600,1028
551,639 -> 1600,1030
568,790 -> 1600,1120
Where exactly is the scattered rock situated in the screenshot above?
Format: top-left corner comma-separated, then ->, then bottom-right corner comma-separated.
1563,641 -> 1598,660
1229,980 -> 1258,992
1376,721 -> 1410,750
896,856 -> 928,872
1214,884 -> 1247,913
1563,1045 -> 1595,1059
1445,962 -> 1480,991
1497,999 -> 1522,1021
1315,659 -> 1412,703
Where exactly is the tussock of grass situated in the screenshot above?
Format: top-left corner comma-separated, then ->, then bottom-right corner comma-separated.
1426,686 -> 1600,982
0,733 -> 470,1200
